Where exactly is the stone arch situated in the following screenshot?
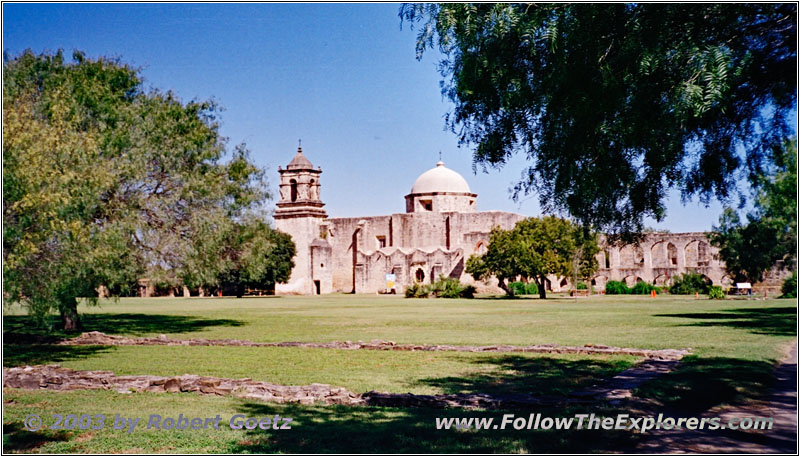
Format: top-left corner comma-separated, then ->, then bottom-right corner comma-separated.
474,240 -> 488,255
653,274 -> 671,286
685,239 -> 711,267
667,243 -> 678,266
290,179 -> 298,202
622,275 -> 643,287
414,268 -> 425,283
591,275 -> 608,288
651,241 -> 668,267
619,244 -> 644,266
559,278 -> 569,288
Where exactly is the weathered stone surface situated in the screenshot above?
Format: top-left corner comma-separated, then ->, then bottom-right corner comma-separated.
61,331 -> 691,360
3,365 -> 366,406
4,354 -> 686,410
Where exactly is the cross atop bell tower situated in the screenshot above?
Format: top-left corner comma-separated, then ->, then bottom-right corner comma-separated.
274,145 -> 326,219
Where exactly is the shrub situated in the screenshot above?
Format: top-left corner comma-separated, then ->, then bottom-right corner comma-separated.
669,272 -> 711,295
708,285 -> 725,299
509,281 -> 525,296
576,282 -> 588,290
631,281 -> 657,295
416,276 -> 476,299
431,276 -> 463,298
404,283 -> 430,298
605,280 -> 630,295
781,272 -> 797,298
509,281 -> 538,296
460,285 -> 477,299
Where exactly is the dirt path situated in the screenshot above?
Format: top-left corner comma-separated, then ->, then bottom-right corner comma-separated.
636,342 -> 797,453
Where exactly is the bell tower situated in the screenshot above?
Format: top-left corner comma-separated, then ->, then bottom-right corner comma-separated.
274,144 -> 330,294
274,144 -> 326,219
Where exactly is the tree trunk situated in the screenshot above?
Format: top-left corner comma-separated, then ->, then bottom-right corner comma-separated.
497,277 -> 511,296
236,284 -> 245,298
537,276 -> 547,299
60,299 -> 81,330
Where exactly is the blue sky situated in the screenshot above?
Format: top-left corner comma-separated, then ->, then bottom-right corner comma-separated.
3,3 -> 763,231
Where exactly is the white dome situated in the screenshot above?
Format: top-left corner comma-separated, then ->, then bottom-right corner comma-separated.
410,161 -> 472,194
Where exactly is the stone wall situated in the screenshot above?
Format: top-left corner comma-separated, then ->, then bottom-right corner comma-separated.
589,233 -> 729,290
275,216 -> 325,295
323,210 -> 524,293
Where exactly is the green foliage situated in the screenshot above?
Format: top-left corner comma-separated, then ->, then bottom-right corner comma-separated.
400,4 -> 796,235
407,276 -> 475,299
404,283 -> 431,298
781,272 -> 797,299
509,281 -> 539,296
576,282 -> 588,290
708,286 -> 725,300
604,281 -> 630,295
3,50 -> 273,328
669,273 -> 711,295
213,220 -> 296,297
711,138 -> 797,283
631,281 -> 657,295
466,216 -> 598,298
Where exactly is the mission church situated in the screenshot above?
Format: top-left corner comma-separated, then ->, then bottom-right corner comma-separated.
273,146 -> 736,295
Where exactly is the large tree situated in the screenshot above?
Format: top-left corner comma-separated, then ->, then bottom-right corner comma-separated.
400,4 -> 796,235
212,219 -> 296,298
710,138 -> 797,283
3,50 -> 278,329
466,216 -> 598,298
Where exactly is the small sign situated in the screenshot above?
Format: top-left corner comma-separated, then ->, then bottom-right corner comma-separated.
385,273 -> 396,290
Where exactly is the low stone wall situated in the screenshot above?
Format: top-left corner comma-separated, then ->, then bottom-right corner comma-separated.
4,360 -> 686,410
61,332 -> 690,361
3,365 -> 363,406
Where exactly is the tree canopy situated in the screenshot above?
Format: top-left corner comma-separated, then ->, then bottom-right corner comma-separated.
213,219 -> 296,298
3,50 -> 291,329
400,3 -> 796,234
466,216 -> 598,298
710,138 -> 797,283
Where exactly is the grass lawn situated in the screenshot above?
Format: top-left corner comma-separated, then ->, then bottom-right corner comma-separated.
3,294 -> 796,453
3,389 -> 638,454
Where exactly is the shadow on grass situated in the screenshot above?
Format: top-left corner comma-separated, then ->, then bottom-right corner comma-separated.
414,355 -> 633,397
4,313 -> 244,340
2,421 -> 72,453
654,306 -> 797,336
226,402 -> 639,453
634,355 -> 776,412
3,344 -> 116,367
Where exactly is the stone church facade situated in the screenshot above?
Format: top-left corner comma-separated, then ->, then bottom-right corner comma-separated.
274,147 -> 733,295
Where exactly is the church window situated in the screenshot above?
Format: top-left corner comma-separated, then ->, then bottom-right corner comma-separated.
376,236 -> 386,249
445,217 -> 450,250
420,199 -> 433,211
290,179 -> 298,202
415,268 -> 425,282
